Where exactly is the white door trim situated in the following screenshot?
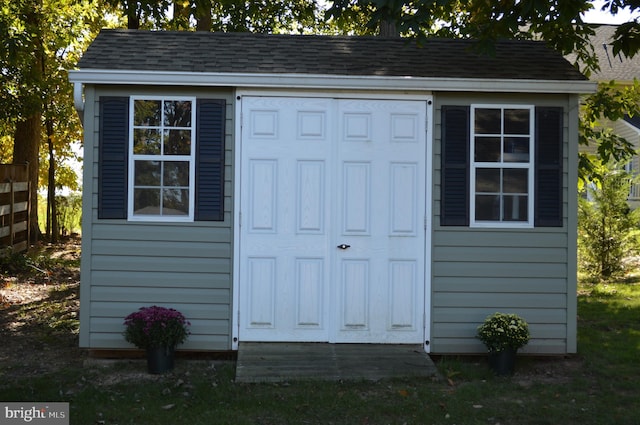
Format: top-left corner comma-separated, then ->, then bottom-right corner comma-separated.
231,91 -> 433,351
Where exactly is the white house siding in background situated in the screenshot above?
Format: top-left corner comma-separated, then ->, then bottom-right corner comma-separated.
79,86 -> 235,350
430,93 -> 579,354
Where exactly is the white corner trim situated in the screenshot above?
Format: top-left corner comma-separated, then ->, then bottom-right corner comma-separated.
73,82 -> 85,125
68,69 -> 597,94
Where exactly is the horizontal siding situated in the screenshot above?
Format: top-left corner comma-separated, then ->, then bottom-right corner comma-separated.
91,286 -> 230,304
92,222 -> 232,242
434,277 -> 567,293
430,337 -> 569,355
433,307 -> 566,323
433,293 -> 567,308
91,302 -> 229,320
432,323 -> 567,341
434,262 -> 566,278
91,271 -> 230,289
81,87 -> 235,351
91,254 -> 230,273
430,94 -> 573,355
89,332 -> 230,350
434,246 -> 566,263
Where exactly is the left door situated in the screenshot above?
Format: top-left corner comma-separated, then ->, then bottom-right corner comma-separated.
239,96 -> 333,341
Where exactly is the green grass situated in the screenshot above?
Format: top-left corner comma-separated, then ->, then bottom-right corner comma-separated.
1,279 -> 639,424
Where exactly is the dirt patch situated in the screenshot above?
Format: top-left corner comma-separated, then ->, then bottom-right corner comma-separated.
514,356 -> 584,388
0,239 -> 85,380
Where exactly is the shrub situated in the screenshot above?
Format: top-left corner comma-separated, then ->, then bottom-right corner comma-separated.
578,164 -> 640,279
124,306 -> 190,349
477,312 -> 530,352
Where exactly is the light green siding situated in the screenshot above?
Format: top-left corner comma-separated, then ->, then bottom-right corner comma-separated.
430,93 -> 579,355
79,86 -> 234,351
80,86 -> 579,355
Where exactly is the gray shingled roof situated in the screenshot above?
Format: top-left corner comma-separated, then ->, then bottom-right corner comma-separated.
77,29 -> 587,81
585,25 -> 640,82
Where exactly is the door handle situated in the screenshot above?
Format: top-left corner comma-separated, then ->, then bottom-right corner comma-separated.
337,244 -> 351,250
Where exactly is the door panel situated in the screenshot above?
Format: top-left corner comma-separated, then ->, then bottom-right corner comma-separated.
239,96 -> 427,344
240,97 -> 333,342
334,99 -> 426,343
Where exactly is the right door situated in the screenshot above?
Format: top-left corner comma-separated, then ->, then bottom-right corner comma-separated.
332,99 -> 426,343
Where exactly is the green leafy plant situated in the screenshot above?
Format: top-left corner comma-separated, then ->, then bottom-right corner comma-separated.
123,306 -> 190,349
477,312 -> 530,353
578,162 -> 640,279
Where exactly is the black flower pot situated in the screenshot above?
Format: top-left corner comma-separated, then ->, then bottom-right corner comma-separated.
146,346 -> 175,374
488,348 -> 517,376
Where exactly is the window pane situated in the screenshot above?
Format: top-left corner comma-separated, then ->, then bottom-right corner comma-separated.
134,100 -> 161,126
475,137 -> 501,162
133,129 -> 161,154
134,161 -> 161,186
164,100 -> 192,127
163,161 -> 190,186
163,130 -> 191,155
163,189 -> 189,215
504,109 -> 530,135
476,168 -> 500,192
134,188 -> 161,215
503,168 -> 528,193
503,137 -> 529,163
475,195 -> 500,220
475,109 -> 501,134
503,195 -> 528,221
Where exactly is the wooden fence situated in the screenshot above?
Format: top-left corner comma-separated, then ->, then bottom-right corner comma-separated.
0,164 -> 30,255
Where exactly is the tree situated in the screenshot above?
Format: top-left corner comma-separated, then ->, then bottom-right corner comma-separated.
1,0 -> 46,242
327,0 -> 640,183
106,0 -> 321,33
578,162 -> 640,278
579,80 -> 640,187
1,0 -> 104,242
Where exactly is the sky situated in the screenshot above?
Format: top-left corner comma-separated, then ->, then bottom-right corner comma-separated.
582,0 -> 640,24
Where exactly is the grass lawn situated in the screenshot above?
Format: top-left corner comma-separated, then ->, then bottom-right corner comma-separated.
1,244 -> 639,424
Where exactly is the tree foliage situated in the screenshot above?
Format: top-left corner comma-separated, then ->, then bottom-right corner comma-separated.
578,162 -> 640,279
3,0 -> 640,244
579,80 -> 640,187
1,0 -> 105,241
105,0 -> 322,33
328,0 -> 640,183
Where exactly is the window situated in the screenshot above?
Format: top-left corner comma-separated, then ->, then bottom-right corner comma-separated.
441,105 -> 563,228
470,105 -> 534,227
99,96 -> 225,222
128,97 -> 196,221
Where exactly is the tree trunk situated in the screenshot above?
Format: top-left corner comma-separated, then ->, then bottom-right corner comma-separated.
173,0 -> 191,29
127,0 -> 140,29
46,115 -> 58,243
379,19 -> 399,37
195,0 -> 213,31
13,116 -> 41,243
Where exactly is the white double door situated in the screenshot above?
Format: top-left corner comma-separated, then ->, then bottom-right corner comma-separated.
238,95 -> 428,344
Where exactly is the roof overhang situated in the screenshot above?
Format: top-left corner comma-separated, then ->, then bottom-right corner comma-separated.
69,69 -> 597,95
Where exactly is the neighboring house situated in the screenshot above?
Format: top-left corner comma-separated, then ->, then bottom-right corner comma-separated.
69,29 -> 594,355
573,24 -> 640,203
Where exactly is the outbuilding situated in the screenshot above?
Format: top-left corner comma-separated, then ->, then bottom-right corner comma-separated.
69,29 -> 594,354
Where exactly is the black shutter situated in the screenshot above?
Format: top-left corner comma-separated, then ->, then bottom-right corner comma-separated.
195,99 -> 226,221
535,107 -> 564,227
441,106 -> 470,226
98,97 -> 129,219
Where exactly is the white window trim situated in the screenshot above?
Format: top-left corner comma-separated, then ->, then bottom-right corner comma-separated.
127,96 -> 197,222
470,104 -> 535,229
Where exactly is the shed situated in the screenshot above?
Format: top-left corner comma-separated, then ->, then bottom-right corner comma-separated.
69,29 -> 595,354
